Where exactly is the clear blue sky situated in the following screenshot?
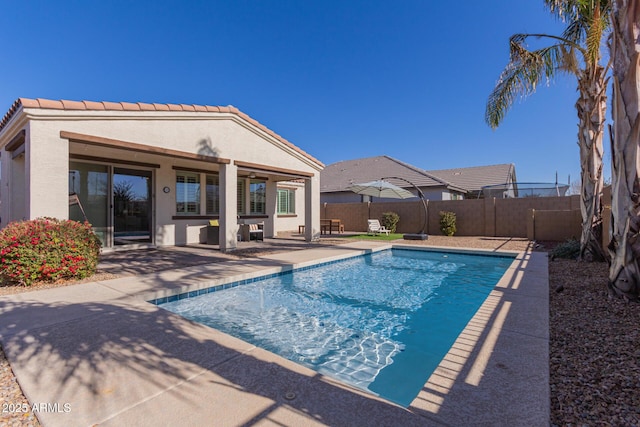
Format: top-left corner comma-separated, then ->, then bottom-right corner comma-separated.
0,0 -> 604,185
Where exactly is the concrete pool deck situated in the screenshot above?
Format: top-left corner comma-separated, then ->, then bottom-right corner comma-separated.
0,241 -> 549,426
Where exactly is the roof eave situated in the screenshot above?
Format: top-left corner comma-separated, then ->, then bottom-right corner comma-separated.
0,98 -> 324,170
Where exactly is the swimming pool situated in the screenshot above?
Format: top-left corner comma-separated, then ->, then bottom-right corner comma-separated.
158,248 -> 514,407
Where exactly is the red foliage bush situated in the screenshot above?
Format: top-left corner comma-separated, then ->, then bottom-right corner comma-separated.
0,218 -> 101,286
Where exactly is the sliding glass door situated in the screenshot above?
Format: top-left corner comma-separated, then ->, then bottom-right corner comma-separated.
69,162 -> 153,247
113,168 -> 152,245
69,162 -> 109,246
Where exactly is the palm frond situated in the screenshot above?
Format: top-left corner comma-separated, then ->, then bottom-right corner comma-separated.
486,37 -> 578,129
562,18 -> 584,44
544,0 -> 581,21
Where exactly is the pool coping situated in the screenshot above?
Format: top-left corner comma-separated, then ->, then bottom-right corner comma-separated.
0,241 -> 549,426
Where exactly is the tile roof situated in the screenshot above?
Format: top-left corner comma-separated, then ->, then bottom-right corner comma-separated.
320,155 -> 466,193
0,98 -> 323,167
426,164 -> 516,192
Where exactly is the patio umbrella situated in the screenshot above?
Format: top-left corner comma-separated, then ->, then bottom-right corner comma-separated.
346,180 -> 415,199
347,178 -> 428,240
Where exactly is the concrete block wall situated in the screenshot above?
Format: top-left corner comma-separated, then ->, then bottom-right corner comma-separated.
321,194 -> 583,241
323,202 -> 369,232
494,196 -> 579,237
370,201 -> 425,233
527,209 -> 582,241
428,199 -> 485,236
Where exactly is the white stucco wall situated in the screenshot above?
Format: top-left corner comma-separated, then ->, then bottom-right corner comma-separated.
31,110 -> 319,173
28,121 -> 70,219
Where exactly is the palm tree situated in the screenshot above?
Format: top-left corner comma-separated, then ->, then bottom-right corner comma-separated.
486,0 -> 611,261
608,0 -> 640,301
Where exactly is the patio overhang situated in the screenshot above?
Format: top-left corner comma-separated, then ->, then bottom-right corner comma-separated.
60,131 -> 232,165
234,160 -> 315,181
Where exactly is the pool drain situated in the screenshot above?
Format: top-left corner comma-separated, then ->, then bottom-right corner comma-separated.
284,391 -> 296,400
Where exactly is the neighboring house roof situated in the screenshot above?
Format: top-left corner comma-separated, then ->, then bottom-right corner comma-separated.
0,97 -> 324,168
426,164 -> 517,193
320,155 -> 467,193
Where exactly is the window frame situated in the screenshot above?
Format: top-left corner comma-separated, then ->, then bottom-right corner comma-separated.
249,179 -> 266,215
175,171 -> 201,215
277,188 -> 296,215
205,174 -> 220,215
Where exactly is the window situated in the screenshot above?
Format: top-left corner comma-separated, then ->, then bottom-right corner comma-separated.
250,180 -> 266,214
206,175 -> 219,214
176,171 -> 200,214
277,188 -> 296,214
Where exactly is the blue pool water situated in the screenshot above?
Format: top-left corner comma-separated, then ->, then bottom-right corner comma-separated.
159,248 -> 514,407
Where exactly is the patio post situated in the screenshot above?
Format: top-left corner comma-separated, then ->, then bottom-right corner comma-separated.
219,163 -> 238,251
305,174 -> 321,241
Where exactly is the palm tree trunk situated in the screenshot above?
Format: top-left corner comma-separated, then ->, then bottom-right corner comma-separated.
576,66 -> 607,261
608,0 -> 640,301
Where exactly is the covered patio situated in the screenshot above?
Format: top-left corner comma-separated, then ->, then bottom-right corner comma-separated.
0,98 -> 324,252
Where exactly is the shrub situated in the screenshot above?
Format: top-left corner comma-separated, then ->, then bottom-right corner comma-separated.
381,212 -> 400,233
0,218 -> 101,286
439,211 -> 457,236
550,239 -> 580,260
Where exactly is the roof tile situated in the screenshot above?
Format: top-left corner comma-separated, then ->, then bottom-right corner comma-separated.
120,102 -> 141,111
152,103 -> 170,111
101,101 -> 124,110
37,99 -> 64,109
137,102 -> 156,111
427,164 -> 515,192
82,101 -> 106,110
19,98 -> 40,108
60,100 -> 85,110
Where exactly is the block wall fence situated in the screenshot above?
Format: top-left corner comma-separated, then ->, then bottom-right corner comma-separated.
321,194 -> 585,242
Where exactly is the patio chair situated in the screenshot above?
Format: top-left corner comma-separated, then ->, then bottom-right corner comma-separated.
247,223 -> 264,241
367,219 -> 390,236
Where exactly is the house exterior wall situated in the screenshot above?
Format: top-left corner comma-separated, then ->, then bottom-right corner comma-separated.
0,107 -> 322,248
320,185 -> 455,204
321,192 -> 364,204
28,121 -> 70,220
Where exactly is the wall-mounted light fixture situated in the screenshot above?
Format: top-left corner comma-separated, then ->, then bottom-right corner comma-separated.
248,172 -> 256,179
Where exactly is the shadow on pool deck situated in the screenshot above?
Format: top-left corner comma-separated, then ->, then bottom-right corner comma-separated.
96,236 -> 350,276
0,241 -> 549,426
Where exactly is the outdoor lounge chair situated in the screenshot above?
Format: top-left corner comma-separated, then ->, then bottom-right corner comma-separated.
367,219 -> 390,236
240,223 -> 264,241
248,223 -> 264,241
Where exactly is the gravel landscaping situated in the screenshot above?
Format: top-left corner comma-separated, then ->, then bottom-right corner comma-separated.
1,236 -> 639,426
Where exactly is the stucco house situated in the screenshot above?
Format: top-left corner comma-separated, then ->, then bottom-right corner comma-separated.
0,98 -> 323,251
320,156 -> 467,203
321,156 -> 518,202
426,163 -> 517,199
